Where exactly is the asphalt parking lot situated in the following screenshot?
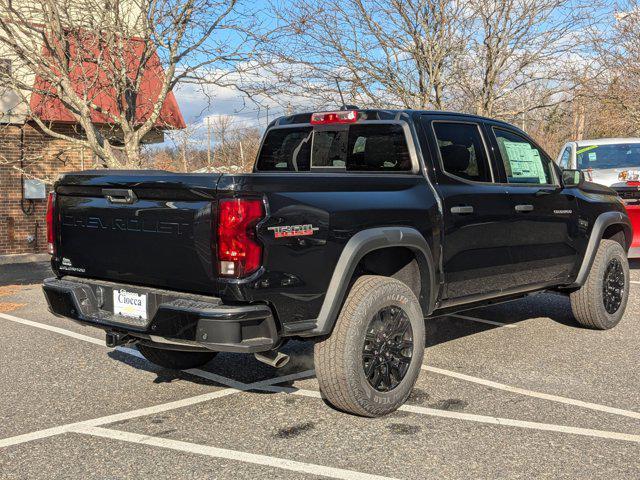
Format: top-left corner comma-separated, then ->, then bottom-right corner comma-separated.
1,261 -> 639,479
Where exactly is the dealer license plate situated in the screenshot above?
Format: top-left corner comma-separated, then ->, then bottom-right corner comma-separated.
113,289 -> 148,320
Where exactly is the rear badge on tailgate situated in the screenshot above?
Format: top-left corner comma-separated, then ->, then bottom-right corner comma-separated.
268,224 -> 319,238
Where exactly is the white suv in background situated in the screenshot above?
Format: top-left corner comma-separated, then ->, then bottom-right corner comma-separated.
556,138 -> 640,257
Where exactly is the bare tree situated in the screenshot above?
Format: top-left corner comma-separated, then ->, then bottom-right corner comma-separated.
458,0 -> 589,118
589,1 -> 640,135
253,0 -> 597,121
150,115 -> 262,173
257,0 -> 474,110
208,115 -> 260,172
0,0 -> 262,169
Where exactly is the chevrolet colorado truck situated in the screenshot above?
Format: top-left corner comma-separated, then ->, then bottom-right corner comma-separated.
43,109 -> 632,417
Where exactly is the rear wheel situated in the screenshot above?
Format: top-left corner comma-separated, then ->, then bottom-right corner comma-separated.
314,275 -> 425,417
570,239 -> 630,330
137,344 -> 217,370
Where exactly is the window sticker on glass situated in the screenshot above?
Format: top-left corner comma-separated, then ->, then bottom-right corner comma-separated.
588,152 -> 597,162
503,140 -> 547,184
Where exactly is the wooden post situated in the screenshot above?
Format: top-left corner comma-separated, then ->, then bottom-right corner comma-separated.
182,131 -> 188,172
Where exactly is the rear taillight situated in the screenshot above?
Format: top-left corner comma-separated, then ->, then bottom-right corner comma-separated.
216,198 -> 265,277
310,110 -> 358,125
46,191 -> 56,255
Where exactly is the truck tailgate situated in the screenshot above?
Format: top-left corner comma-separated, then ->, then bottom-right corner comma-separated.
54,171 -> 221,295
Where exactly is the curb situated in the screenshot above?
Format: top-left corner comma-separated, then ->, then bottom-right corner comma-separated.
0,253 -> 50,266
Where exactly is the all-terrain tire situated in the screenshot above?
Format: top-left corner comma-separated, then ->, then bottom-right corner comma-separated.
137,344 -> 217,369
314,275 -> 425,417
570,239 -> 630,330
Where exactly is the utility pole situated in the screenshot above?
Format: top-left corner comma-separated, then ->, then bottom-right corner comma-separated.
206,117 -> 212,171
573,102 -> 585,141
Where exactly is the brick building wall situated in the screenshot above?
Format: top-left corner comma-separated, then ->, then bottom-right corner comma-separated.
0,123 -> 92,256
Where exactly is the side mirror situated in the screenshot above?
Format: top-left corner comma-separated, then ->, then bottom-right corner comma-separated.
562,169 -> 584,188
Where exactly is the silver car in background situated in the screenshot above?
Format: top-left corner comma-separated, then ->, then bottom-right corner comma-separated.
556,138 -> 640,257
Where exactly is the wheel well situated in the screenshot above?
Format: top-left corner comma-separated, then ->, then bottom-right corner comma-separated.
354,247 -> 429,313
602,223 -> 630,250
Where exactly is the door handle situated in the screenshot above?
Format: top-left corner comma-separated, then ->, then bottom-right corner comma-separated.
451,205 -> 474,214
515,204 -> 534,212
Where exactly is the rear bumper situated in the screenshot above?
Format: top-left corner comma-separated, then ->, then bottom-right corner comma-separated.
42,277 -> 279,353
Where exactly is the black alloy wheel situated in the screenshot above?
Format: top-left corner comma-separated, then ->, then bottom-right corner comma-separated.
602,257 -> 625,314
362,305 -> 414,392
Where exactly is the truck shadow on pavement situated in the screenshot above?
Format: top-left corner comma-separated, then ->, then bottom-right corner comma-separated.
0,261 -> 52,287
428,292 -> 580,347
107,292 -> 583,387
107,341 -> 316,390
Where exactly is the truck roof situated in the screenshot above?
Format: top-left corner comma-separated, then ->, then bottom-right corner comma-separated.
271,109 -> 521,132
574,138 -> 640,147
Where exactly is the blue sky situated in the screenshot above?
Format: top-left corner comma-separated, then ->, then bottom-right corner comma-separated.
166,0 -> 621,148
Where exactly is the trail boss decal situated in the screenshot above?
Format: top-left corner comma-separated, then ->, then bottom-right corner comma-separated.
268,224 -> 319,238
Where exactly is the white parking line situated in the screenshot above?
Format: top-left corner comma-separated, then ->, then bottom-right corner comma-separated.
75,426 -> 397,480
259,385 -> 640,444
422,365 -> 640,420
0,387 -> 241,448
0,369 -> 315,449
631,280 -> 640,285
5,311 -> 640,448
447,314 -> 517,328
399,404 -> 640,443
0,312 -> 104,346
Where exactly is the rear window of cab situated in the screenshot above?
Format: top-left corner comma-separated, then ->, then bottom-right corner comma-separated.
256,124 -> 412,172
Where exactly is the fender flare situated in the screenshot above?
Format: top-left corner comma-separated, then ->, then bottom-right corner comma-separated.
570,211 -> 632,288
308,227 -> 436,336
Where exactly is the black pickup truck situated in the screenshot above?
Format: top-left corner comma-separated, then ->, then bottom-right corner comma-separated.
43,109 -> 632,417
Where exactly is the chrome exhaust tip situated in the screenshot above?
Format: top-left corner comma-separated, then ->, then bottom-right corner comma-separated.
254,350 -> 290,368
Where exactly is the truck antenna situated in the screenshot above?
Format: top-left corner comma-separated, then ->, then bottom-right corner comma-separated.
335,79 -> 347,110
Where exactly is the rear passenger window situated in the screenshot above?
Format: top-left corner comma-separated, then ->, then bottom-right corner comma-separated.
493,128 -> 555,185
432,122 -> 492,182
344,124 -> 412,171
256,124 -> 412,172
256,127 -> 312,171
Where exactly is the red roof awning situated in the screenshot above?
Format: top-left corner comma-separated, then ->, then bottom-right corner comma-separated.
30,35 -> 185,130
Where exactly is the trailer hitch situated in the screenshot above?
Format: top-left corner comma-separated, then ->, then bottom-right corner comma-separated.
105,331 -> 135,348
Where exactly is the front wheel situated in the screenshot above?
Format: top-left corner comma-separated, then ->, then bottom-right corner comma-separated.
314,275 -> 425,417
137,344 -> 217,370
570,239 -> 630,330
